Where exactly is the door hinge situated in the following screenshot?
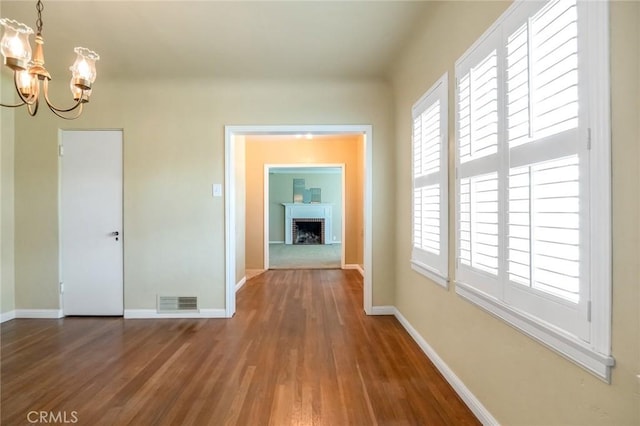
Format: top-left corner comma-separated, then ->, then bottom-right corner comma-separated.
60,282 -> 64,294
587,128 -> 592,150
58,145 -> 64,157
587,300 -> 592,322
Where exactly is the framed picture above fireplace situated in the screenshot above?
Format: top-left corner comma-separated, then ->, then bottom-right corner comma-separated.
293,178 -> 305,203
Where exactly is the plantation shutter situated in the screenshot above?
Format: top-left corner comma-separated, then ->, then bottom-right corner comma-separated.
505,0 -> 583,304
413,102 -> 441,255
458,51 -> 499,164
456,42 -> 501,296
454,0 -> 612,379
455,0 -> 589,339
411,74 -> 448,285
459,173 -> 499,276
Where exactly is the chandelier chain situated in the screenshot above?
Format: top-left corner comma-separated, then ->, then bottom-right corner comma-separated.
36,0 -> 44,35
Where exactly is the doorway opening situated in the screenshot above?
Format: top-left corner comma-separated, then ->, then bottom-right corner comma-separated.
266,164 -> 344,270
224,125 -> 373,317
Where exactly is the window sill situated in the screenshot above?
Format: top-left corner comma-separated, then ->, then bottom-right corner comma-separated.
411,260 -> 448,289
455,281 -> 615,383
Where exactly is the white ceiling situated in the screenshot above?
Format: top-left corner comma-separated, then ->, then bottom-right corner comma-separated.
1,0 -> 431,81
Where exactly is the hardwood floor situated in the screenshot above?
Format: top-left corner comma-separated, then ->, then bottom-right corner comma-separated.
1,270 -> 479,425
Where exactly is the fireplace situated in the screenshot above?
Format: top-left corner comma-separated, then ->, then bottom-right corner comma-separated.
282,203 -> 332,245
292,218 -> 325,245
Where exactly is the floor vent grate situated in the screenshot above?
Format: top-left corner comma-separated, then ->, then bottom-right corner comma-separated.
157,296 -> 198,312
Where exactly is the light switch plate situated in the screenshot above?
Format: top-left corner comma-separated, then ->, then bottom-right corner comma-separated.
212,184 -> 222,197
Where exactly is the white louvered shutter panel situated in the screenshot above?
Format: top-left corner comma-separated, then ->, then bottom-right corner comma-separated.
412,74 -> 448,284
456,45 -> 501,295
413,102 -> 441,255
506,0 -> 582,305
531,0 -> 578,139
506,0 -> 579,149
459,51 -> 499,163
466,173 -> 499,276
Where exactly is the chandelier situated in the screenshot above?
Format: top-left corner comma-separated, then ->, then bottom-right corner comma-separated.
0,0 -> 99,119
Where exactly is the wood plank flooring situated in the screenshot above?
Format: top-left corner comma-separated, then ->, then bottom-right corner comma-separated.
1,269 -> 479,425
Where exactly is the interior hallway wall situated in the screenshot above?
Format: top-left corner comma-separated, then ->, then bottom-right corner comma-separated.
12,78 -> 395,312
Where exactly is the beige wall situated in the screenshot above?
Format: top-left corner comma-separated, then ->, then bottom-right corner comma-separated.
244,135 -> 362,269
12,77 -> 395,311
268,172 -> 342,243
1,67 -> 16,316
391,1 -> 640,425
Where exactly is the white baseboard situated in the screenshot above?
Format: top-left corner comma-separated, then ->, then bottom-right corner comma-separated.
269,241 -> 285,244
370,305 -> 395,315
15,309 -> 64,319
1,310 -> 16,323
235,276 -> 247,292
124,309 -> 226,319
393,308 -> 499,426
343,264 -> 364,277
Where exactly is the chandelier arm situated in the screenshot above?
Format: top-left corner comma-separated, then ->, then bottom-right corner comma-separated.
27,97 -> 39,116
0,100 -> 27,108
46,100 -> 83,120
0,71 -> 37,107
12,71 -> 38,106
41,78 -> 83,113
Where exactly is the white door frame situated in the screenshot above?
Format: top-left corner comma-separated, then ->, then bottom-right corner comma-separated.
264,163 -> 346,269
224,125 -> 373,317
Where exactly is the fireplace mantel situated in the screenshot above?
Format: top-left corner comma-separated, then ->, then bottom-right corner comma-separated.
282,203 -> 333,245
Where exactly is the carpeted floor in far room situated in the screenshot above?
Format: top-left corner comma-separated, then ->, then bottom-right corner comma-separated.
269,243 -> 341,269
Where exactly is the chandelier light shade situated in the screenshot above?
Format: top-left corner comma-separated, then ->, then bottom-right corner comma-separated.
0,18 -> 33,70
0,0 -> 99,119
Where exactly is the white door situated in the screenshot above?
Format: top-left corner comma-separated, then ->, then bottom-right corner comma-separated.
61,130 -> 123,315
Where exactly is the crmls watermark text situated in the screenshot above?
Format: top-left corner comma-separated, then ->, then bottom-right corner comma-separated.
27,411 -> 78,424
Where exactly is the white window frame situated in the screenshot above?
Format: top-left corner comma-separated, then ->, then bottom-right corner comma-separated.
454,0 -> 614,382
411,73 -> 449,288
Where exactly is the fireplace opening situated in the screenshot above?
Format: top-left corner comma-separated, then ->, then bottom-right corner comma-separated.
292,218 -> 325,245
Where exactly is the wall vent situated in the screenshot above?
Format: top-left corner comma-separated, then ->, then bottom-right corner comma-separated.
157,296 -> 198,312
